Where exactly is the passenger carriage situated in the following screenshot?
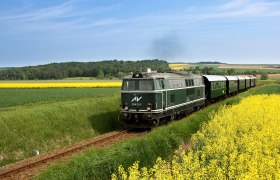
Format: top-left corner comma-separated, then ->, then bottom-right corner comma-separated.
249,76 -> 256,87
243,76 -> 251,89
237,76 -> 246,91
224,76 -> 239,95
202,75 -> 227,101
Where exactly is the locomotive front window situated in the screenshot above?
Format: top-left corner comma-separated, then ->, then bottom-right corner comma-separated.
122,79 -> 154,91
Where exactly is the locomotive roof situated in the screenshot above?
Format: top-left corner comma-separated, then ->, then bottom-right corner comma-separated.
202,75 -> 227,81
124,72 -> 201,79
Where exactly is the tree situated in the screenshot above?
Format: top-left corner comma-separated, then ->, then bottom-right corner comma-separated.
97,69 -> 105,79
203,67 -> 214,75
227,68 -> 235,75
252,71 -> 257,77
0,60 -> 170,80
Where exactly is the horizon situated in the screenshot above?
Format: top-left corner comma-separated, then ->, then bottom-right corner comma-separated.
0,0 -> 280,67
0,60 -> 279,69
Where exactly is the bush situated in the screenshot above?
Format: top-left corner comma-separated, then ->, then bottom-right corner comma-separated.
260,73 -> 268,80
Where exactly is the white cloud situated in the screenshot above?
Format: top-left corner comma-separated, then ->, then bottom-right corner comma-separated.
215,0 -> 280,18
0,1 -> 121,22
0,1 -> 73,21
0,1 -> 123,35
220,0 -> 249,10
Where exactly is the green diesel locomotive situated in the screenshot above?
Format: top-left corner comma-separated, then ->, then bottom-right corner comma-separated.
119,70 -> 255,128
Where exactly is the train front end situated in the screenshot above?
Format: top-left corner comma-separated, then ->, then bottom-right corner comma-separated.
119,72 -> 163,128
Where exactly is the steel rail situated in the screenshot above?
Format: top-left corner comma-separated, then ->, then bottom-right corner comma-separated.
0,129 -> 135,179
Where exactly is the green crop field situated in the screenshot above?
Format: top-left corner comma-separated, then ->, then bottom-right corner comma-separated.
0,88 -> 123,167
36,83 -> 280,180
232,68 -> 280,74
0,88 -> 119,108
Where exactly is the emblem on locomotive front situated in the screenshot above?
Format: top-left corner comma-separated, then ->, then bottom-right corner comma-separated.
131,96 -> 142,106
131,96 -> 142,102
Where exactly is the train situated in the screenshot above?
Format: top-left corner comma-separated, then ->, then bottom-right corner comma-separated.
118,69 -> 256,128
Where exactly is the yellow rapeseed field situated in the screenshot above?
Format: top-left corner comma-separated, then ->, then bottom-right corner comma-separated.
0,82 -> 122,88
113,95 -> 280,179
169,64 -> 192,70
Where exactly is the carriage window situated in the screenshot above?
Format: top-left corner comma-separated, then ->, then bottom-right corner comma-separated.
155,79 -> 161,90
185,80 -> 189,86
140,80 -> 154,90
155,79 -> 164,90
186,79 -> 195,87
122,79 -> 154,91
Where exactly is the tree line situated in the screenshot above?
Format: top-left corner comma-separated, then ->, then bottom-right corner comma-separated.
0,60 -> 170,80
187,66 -> 279,77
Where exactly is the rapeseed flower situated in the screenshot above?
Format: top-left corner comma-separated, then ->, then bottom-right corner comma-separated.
0,82 -> 121,88
113,95 -> 280,179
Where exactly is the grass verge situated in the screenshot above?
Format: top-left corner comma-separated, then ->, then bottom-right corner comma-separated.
256,79 -> 277,85
0,94 -> 122,167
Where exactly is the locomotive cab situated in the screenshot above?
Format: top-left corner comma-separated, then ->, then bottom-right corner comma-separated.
119,71 -> 164,128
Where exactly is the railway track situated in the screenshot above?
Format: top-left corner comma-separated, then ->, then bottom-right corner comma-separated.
0,129 -> 145,180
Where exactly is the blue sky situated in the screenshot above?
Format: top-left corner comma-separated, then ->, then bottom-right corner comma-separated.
0,0 -> 280,67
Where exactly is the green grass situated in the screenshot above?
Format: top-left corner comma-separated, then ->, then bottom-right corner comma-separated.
232,68 -> 280,74
256,79 -> 277,85
0,88 -> 123,167
36,84 -> 280,180
251,83 -> 280,94
0,88 -> 119,108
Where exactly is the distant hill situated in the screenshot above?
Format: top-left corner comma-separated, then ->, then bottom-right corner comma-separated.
0,59 -> 170,80
169,61 -> 226,64
192,61 -> 226,64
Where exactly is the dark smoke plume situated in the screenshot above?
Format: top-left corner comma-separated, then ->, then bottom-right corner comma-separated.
149,34 -> 184,60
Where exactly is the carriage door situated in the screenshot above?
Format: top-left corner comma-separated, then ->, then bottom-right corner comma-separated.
160,79 -> 166,109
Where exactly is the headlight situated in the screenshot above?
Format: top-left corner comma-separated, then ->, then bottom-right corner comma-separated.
147,103 -> 152,111
123,103 -> 129,111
